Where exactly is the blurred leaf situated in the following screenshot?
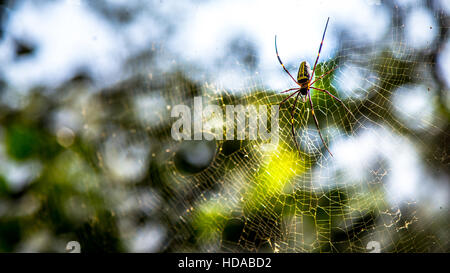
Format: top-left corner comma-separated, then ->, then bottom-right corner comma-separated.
5,124 -> 60,161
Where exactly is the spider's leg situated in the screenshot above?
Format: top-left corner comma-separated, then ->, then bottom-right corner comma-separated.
310,86 -> 355,119
279,90 -> 300,108
281,88 -> 300,94
310,17 -> 330,82
290,92 -> 302,157
307,91 -> 333,157
310,65 -> 339,86
275,35 -> 301,86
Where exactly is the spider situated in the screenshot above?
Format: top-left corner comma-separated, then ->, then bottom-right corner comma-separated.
275,17 -> 353,157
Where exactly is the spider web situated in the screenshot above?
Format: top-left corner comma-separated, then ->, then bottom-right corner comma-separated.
88,4 -> 449,253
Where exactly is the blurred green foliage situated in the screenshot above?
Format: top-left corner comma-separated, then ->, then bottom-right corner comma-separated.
5,124 -> 60,160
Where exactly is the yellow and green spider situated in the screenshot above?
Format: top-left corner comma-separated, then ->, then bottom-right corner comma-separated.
275,17 -> 353,157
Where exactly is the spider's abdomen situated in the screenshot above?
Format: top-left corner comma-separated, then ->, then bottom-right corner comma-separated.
297,61 -> 311,84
